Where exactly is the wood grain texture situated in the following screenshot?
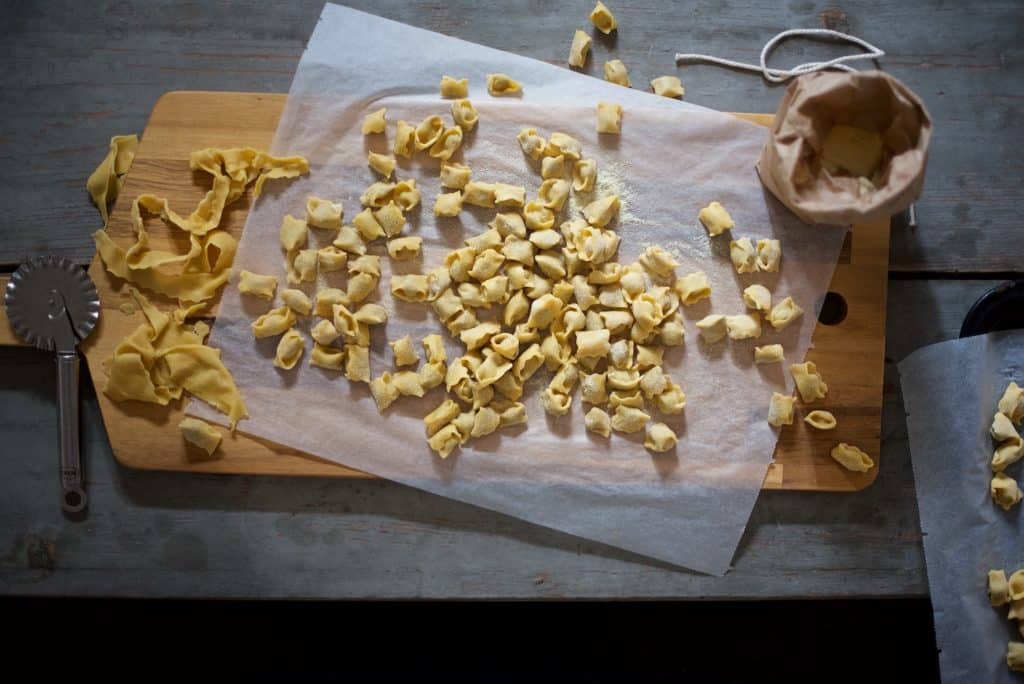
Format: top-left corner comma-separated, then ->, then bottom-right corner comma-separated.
1,0 -> 1022,273
3,278 -> 991,599
79,93 -> 886,491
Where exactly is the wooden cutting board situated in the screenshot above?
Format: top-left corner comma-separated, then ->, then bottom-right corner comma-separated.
2,91 -> 889,491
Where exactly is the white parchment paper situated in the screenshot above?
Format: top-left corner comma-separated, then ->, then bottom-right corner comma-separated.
899,331 -> 1024,682
191,3 -> 848,575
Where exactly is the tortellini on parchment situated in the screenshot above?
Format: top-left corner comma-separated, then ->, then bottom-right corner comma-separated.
698,201 -> 733,236
306,196 -> 343,229
991,472 -> 1022,510
237,271 -> 277,300
439,75 -> 468,98
486,73 -> 522,96
767,392 -> 795,427
754,344 -> 784,364
451,99 -> 478,130
361,107 -> 386,135
644,423 -> 677,452
596,102 -> 623,134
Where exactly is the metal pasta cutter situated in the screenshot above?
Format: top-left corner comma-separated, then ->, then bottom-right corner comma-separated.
5,256 -> 100,513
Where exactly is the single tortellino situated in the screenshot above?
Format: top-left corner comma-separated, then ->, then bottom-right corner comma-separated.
314,288 -> 347,317
545,132 -> 582,162
584,406 -> 611,438
273,329 -> 305,370
696,314 -> 727,344
568,29 -> 592,67
238,271 -> 277,300
429,126 -> 463,162
992,412 -> 1020,442
428,423 -> 461,458
373,202 -> 406,237
730,237 -> 757,274
650,75 -> 685,99
390,335 -> 420,367
387,236 -> 422,260
603,60 -> 630,87
434,191 -> 463,217
573,158 -> 597,192
1009,570 -> 1024,600
494,183 -> 526,207
538,179 -> 570,211
440,162 -> 472,190
644,423 -> 678,452
541,387 -> 572,416
768,297 -> 804,331
318,246 -> 349,272
768,392 -> 795,426
639,366 -> 667,398
414,115 -> 445,151
361,107 -> 387,134
992,472 -> 1023,510
590,1 -> 617,33
1008,642 -> 1024,673
360,182 -> 396,209
463,181 -> 496,208
486,73 -> 522,96
424,399 -> 461,437
367,151 -> 396,179
310,319 -> 340,346
391,274 -> 430,302
279,214 -> 308,252
517,127 -> 547,160
804,410 -> 837,430
639,246 -> 678,278
596,101 -> 623,134
582,194 -> 620,227
698,201 -> 734,236
989,569 -> 1010,606
611,406 -> 650,434
830,443 -> 874,472
791,361 -> 828,403
742,284 -> 771,314
674,271 -> 711,305
451,98 -> 478,130
279,288 -> 312,316
352,208 -> 385,241
993,439 -> 1024,472
726,314 -> 761,340
287,248 -> 317,284
178,417 -> 222,456
998,381 -> 1024,423
576,329 -> 611,359
252,305 -> 296,338
754,344 -> 784,364
305,197 -> 343,229
345,344 -> 371,383
757,239 -> 781,272
524,202 -> 555,231
394,120 -> 415,158
369,372 -> 401,412
439,75 -> 468,98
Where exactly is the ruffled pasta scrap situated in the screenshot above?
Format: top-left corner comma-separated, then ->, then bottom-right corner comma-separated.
103,289 -> 248,429
87,134 -> 139,226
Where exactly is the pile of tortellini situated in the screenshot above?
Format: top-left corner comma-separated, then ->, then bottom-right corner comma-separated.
990,381 -> 1024,510
234,71 -> 866,467
987,567 -> 1024,672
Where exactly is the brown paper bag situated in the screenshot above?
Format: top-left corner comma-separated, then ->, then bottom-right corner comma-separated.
756,70 -> 932,225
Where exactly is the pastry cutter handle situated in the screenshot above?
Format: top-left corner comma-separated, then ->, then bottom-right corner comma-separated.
56,351 -> 87,513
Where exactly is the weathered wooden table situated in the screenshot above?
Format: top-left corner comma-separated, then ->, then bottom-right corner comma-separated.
1,0 -> 1019,598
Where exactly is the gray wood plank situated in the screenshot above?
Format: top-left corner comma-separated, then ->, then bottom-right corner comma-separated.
0,0 -> 1021,271
0,279 -> 1000,599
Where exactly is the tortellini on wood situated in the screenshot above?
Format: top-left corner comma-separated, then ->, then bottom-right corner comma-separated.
596,102 -> 623,134
804,410 -> 837,430
439,75 -> 468,98
568,29 -> 592,67
698,201 -> 734,236
486,73 -> 522,96
603,59 -> 630,87
361,107 -> 387,135
650,76 -> 685,99
830,442 -> 874,472
238,270 -> 278,300
791,361 -> 828,403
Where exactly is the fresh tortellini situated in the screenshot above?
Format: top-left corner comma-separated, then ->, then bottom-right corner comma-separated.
754,344 -> 784,364
306,196 -> 343,229
273,329 -> 305,370
439,75 -> 468,98
394,120 -> 415,158
179,417 -> 222,457
768,297 -> 804,331
387,236 -> 422,261
611,406 -> 650,434
603,59 -> 630,87
768,392 -> 795,427
757,239 -> 781,272
674,271 -> 711,305
589,0 -> 618,32
696,314 -> 727,344
390,335 -> 421,367
367,151 -> 396,179
989,569 -> 1011,606
573,158 -> 598,192
830,443 -> 874,472
361,107 -> 387,135
791,361 -> 828,403
730,237 -> 757,274
280,288 -> 312,316
596,102 -> 623,134
252,305 -> 295,338
238,270 -> 278,300
698,201 -> 734,236
582,195 -> 620,227
742,284 -> 771,314
992,472 -> 1022,510
644,423 -> 678,452
568,29 -> 592,67
486,73 -> 522,96
804,410 -> 837,430
279,214 -> 308,252
725,314 -> 761,340
998,381 -> 1024,424
434,191 -> 464,217
451,99 -> 478,130
391,274 -> 430,302
650,75 -> 684,99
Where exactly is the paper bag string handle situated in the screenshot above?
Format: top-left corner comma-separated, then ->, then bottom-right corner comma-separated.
675,28 -> 884,83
